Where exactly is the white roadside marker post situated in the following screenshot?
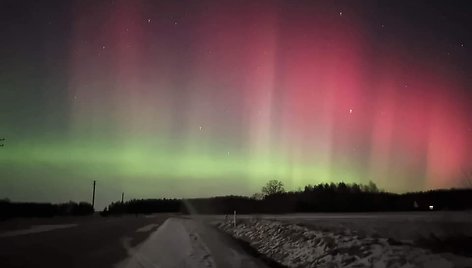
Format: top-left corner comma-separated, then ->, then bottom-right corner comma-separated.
233,210 -> 236,228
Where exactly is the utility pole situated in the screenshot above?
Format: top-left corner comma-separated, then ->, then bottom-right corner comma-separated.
92,180 -> 96,209
121,192 -> 124,204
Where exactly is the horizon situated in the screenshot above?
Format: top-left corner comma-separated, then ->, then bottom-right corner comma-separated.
3,180 -> 471,211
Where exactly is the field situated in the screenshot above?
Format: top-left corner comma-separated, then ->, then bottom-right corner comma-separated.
244,212 -> 472,246
213,212 -> 472,267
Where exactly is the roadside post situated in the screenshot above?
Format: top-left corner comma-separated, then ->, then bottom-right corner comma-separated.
233,210 -> 236,227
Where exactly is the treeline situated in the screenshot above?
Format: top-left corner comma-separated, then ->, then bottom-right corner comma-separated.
4,182 -> 470,219
0,200 -> 94,219
102,198 -> 180,216
268,183 -> 472,213
103,182 -> 472,215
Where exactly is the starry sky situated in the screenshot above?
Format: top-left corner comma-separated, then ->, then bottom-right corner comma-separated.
1,0 -> 471,209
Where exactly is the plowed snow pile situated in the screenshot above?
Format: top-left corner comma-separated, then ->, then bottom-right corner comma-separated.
217,219 -> 468,268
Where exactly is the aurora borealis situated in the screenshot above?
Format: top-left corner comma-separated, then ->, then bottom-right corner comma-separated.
1,1 -> 471,209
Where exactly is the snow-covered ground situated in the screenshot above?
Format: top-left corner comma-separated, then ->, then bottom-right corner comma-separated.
117,217 -> 269,268
205,212 -> 472,244
261,212 -> 472,243
215,216 -> 472,268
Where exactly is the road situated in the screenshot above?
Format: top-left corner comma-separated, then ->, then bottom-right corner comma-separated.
0,214 -> 172,268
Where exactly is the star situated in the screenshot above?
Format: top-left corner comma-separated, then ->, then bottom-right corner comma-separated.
349,108 -> 353,114
339,10 -> 343,16
174,21 -> 179,25
147,18 -> 151,23
102,45 -> 106,50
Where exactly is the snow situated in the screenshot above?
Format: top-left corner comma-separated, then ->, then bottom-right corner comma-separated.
204,211 -> 472,243
115,213 -> 472,267
0,224 -> 77,238
216,219 -> 472,268
266,212 -> 472,244
135,224 -> 160,232
117,217 -> 268,268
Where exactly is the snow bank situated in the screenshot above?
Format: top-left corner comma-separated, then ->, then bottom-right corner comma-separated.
117,217 -> 268,268
217,219 -> 468,268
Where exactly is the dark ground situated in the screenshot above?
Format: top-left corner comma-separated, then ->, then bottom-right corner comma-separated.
0,214 -> 173,268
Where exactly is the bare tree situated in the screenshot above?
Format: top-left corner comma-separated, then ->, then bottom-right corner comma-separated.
251,192 -> 264,200
261,179 -> 285,197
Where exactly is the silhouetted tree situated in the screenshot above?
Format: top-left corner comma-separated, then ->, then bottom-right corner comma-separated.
261,179 -> 285,197
363,180 -> 380,193
251,192 -> 264,200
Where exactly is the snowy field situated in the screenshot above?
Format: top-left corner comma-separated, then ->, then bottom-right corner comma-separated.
205,211 -> 472,242
209,212 -> 472,267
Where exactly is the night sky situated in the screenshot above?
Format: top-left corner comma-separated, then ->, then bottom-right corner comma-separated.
1,0 -> 471,209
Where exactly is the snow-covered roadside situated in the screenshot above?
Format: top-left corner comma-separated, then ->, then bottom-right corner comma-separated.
216,219 -> 472,268
117,217 -> 269,268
